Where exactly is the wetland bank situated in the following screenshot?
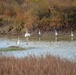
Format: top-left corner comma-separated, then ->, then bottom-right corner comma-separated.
0,0 -> 76,75
0,34 -> 76,61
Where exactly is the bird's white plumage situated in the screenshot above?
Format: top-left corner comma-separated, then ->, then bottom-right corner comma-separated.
25,29 -> 30,37
25,32 -> 30,37
17,37 -> 20,45
71,31 -> 74,37
39,29 -> 41,35
55,30 -> 57,36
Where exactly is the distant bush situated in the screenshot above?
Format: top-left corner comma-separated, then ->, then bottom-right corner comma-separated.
8,25 -> 13,32
0,0 -> 76,33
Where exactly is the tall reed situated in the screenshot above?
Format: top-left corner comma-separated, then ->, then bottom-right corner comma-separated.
0,55 -> 76,75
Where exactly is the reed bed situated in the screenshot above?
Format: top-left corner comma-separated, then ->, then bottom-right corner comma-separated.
0,55 -> 76,75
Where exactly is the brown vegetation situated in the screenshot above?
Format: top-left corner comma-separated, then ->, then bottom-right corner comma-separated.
0,0 -> 76,34
0,55 -> 76,75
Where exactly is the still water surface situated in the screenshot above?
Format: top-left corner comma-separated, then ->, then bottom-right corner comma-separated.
0,35 -> 76,61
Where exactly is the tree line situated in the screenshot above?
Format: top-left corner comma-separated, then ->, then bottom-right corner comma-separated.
0,0 -> 76,34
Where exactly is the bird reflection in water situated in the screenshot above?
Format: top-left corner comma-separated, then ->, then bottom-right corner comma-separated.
55,37 -> 58,42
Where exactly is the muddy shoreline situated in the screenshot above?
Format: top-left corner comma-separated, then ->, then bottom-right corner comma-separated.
0,30 -> 76,37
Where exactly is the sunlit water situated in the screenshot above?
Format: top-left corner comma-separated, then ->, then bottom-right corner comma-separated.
0,35 -> 76,61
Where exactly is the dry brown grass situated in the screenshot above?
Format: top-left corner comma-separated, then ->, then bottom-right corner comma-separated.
0,55 -> 76,75
0,0 -> 76,33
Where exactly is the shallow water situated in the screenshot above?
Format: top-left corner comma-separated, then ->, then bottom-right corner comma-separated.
0,35 -> 76,61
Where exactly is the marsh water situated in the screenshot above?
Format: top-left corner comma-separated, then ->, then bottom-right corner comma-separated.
0,35 -> 76,61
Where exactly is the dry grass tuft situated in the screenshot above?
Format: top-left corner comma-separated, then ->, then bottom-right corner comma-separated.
0,55 -> 76,75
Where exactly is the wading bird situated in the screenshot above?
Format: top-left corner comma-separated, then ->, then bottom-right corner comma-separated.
39,29 -> 41,36
17,37 -> 20,45
25,30 -> 30,37
55,30 -> 58,36
71,31 -> 74,37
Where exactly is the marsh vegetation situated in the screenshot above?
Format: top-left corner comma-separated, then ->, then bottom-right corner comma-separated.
0,55 -> 76,75
0,46 -> 26,52
0,0 -> 76,34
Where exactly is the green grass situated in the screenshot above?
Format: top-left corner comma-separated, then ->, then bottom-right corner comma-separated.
0,46 -> 26,52
0,46 -> 35,52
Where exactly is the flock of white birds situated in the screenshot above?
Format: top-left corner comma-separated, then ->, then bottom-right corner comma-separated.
17,29 -> 74,45
24,29 -> 74,38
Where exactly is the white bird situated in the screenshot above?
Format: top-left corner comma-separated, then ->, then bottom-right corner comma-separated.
25,30 -> 30,37
39,29 -> 41,35
71,31 -> 74,37
17,37 -> 20,45
55,30 -> 58,36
